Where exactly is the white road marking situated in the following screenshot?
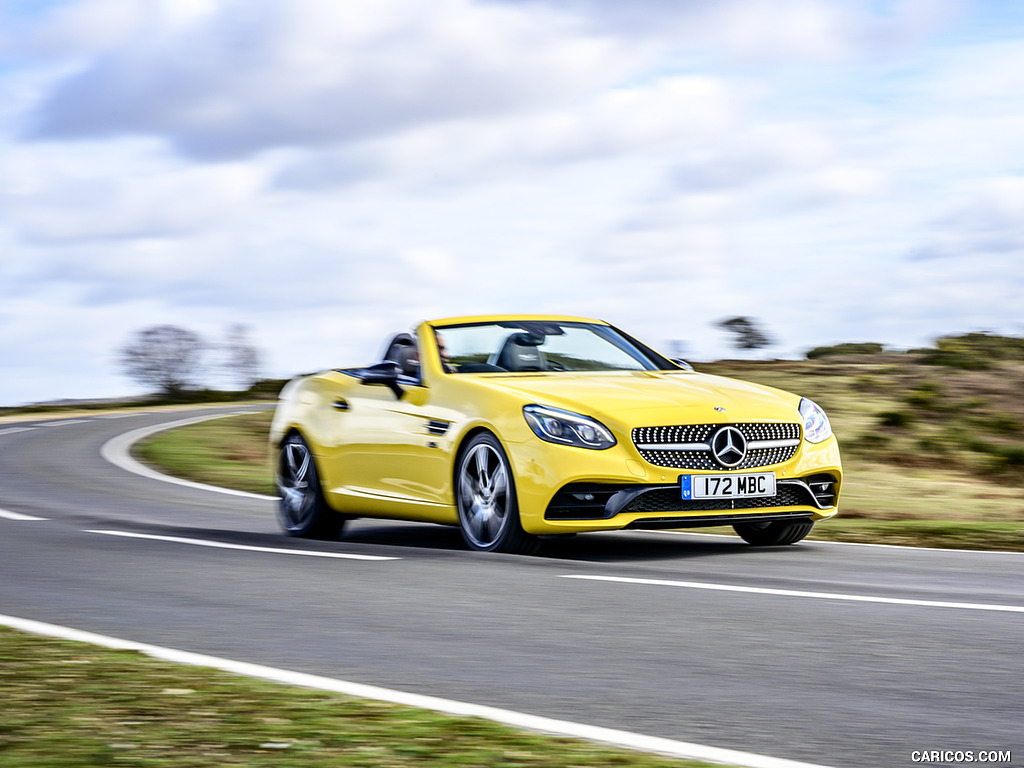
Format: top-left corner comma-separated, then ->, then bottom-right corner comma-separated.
0,509 -> 47,521
97,412 -> 146,419
100,411 -> 278,501
41,419 -> 90,427
0,612 -> 834,768
561,574 -> 1024,614
0,427 -> 36,436
650,529 -> 1024,556
87,530 -> 399,561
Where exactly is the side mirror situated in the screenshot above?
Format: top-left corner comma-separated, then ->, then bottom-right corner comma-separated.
362,361 -> 404,399
670,358 -> 694,371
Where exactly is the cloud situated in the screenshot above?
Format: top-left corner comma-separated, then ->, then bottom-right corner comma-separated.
1,0 -> 146,59
274,73 -> 744,191
4,141 -> 265,244
908,178 -> 1024,262
699,0 -> 958,62
488,0 -> 958,61
667,122 -> 834,193
28,0 -> 951,165
27,0 -> 635,160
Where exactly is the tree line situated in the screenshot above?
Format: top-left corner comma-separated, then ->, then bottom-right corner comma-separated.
119,324 -> 262,398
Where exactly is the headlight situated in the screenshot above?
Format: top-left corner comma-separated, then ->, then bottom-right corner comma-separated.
523,405 -> 616,450
799,397 -> 833,443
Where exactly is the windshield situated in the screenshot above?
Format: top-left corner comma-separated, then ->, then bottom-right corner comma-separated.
433,321 -> 663,374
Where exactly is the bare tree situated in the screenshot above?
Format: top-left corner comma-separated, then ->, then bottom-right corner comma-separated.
119,325 -> 206,397
222,323 -> 262,390
715,316 -> 774,352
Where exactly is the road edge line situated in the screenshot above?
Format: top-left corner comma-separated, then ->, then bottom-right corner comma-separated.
86,529 -> 399,561
100,411 -> 278,501
561,574 -> 1024,613
0,508 -> 47,521
0,613 -> 833,768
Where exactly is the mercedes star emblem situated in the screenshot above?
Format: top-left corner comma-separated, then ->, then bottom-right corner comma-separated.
710,426 -> 747,468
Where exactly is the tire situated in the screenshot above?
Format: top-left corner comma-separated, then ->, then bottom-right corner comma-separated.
455,433 -> 539,554
276,433 -> 346,540
733,519 -> 814,546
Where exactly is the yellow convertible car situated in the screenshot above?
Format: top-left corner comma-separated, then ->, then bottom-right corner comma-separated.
270,315 -> 841,553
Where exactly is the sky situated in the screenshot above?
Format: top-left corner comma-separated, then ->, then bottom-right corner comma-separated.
2,0 -> 1024,405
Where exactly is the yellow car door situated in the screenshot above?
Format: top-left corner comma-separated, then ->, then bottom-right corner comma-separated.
329,378 -> 454,520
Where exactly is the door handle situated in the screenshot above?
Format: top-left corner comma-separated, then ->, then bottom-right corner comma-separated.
332,399 -> 350,411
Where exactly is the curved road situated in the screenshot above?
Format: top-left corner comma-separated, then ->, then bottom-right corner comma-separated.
1,407 -> 1021,768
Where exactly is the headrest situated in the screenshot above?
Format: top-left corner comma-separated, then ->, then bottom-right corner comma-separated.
384,333 -> 419,378
496,333 -> 547,371
509,332 -> 544,346
393,345 -> 419,377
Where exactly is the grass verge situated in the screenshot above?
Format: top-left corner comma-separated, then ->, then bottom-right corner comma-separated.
689,520 -> 1024,552
808,519 -> 1024,550
0,627 -> 719,768
134,411 -> 276,496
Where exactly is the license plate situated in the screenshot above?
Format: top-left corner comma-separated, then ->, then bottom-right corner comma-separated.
681,472 -> 776,500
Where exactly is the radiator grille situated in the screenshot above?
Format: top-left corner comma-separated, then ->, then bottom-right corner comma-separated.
632,422 -> 801,470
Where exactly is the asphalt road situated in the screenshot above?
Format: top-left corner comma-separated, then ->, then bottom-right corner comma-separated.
1,407 -> 1022,768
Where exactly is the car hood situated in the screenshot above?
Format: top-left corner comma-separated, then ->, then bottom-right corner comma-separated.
474,370 -> 801,426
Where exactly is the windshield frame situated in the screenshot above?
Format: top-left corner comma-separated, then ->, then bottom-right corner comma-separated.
429,320 -> 678,374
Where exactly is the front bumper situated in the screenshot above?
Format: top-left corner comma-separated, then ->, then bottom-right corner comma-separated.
508,433 -> 842,535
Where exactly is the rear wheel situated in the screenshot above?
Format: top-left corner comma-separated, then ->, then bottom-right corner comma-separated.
456,433 -> 539,554
733,519 -> 814,546
276,433 -> 345,540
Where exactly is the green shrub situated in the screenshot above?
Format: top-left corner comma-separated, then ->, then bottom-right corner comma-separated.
247,378 -> 290,398
917,436 -> 950,454
853,374 -> 890,392
975,414 -> 1024,436
984,445 -> 1024,475
852,432 -> 893,450
878,410 -> 913,428
806,342 -> 884,359
965,435 -> 997,454
959,397 -> 987,411
919,332 -> 1024,370
905,382 -> 945,411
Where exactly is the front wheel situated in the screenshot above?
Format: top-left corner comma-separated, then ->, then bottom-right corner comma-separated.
276,433 -> 346,540
455,433 -> 538,554
733,519 -> 814,546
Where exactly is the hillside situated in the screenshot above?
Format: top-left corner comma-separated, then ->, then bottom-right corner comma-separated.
698,334 -> 1024,547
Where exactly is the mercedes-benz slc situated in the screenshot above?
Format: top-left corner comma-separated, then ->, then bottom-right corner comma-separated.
270,315 -> 841,553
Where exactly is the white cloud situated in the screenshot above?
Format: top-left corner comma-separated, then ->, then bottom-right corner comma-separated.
705,0 -> 956,61
27,0 -> 636,159
4,140 -> 265,244
490,0 -> 959,61
273,73 -> 745,192
909,177 -> 1024,262
3,0 -> 1024,405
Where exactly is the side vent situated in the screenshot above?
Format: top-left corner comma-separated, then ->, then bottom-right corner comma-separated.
426,419 -> 451,437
